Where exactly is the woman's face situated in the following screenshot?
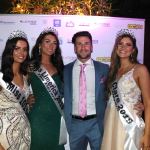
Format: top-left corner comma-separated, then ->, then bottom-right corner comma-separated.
13,40 -> 28,64
40,34 -> 57,56
116,37 -> 134,59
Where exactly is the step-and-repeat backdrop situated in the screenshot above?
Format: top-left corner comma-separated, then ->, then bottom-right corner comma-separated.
0,15 -> 145,149
0,15 -> 145,65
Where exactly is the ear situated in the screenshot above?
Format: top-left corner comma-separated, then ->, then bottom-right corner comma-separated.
74,46 -> 77,54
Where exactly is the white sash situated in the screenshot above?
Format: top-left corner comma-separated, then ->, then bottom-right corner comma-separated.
0,73 -> 29,114
112,81 -> 145,150
6,82 -> 29,114
34,66 -> 67,145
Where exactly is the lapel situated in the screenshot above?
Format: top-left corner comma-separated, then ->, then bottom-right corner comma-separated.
66,61 -> 76,102
93,60 -> 103,102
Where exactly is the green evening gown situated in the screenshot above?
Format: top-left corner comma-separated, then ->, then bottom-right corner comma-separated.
28,72 -> 64,150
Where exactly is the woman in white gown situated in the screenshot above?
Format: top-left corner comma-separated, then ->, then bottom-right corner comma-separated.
0,30 -> 32,150
101,29 -> 150,150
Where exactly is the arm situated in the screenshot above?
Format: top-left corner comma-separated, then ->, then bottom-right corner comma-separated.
135,65 -> 150,148
0,144 -> 5,150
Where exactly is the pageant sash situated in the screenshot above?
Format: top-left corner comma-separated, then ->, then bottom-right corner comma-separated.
6,82 -> 29,114
34,66 -> 67,145
0,73 -> 29,114
112,81 -> 145,150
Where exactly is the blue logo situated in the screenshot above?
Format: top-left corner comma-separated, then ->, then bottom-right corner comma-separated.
53,19 -> 61,27
93,40 -> 98,44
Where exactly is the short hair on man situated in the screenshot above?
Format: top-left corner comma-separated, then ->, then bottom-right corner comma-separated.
72,31 -> 92,44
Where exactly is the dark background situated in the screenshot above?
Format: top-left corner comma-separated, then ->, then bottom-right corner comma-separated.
0,0 -> 150,71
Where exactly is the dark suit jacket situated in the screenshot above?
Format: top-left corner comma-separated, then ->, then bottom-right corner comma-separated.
64,59 -> 109,140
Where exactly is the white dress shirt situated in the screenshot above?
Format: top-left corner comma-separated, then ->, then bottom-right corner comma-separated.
72,59 -> 96,116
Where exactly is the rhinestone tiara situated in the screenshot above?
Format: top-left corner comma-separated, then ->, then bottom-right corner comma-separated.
116,29 -> 135,40
8,30 -> 28,40
40,27 -> 58,36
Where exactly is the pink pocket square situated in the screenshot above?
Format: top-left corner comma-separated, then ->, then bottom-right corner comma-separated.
100,75 -> 107,84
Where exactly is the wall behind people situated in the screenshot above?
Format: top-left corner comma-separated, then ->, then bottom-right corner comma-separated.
0,15 -> 145,65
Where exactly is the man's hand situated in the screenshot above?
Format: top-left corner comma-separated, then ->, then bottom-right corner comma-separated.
27,94 -> 35,109
134,101 -> 144,117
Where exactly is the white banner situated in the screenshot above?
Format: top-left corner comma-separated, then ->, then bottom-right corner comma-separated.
0,15 -> 145,66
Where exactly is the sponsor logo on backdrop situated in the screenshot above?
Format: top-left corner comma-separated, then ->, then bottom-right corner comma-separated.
128,24 -> 143,29
67,39 -> 72,43
20,20 -> 37,25
63,56 -> 76,64
93,40 -> 98,44
66,21 -> 74,27
0,21 -> 15,24
93,22 -> 110,27
53,19 -> 61,27
79,23 -> 90,26
96,57 -> 111,63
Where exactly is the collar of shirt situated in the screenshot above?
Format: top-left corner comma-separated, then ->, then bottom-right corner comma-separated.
75,58 -> 93,66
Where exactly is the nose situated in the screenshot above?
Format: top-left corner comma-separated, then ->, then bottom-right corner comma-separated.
119,44 -> 127,49
49,43 -> 56,49
18,49 -> 27,56
81,44 -> 86,48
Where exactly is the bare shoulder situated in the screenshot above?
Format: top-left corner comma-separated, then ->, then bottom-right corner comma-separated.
134,64 -> 150,77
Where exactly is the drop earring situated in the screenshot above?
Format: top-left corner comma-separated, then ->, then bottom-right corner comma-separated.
130,53 -> 134,62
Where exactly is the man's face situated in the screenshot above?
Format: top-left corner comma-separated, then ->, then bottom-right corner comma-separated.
74,36 -> 93,63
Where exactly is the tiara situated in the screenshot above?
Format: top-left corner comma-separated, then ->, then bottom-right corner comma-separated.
116,29 -> 135,40
8,30 -> 28,40
40,27 -> 58,36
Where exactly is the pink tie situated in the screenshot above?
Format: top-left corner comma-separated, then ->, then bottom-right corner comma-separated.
79,64 -> 87,118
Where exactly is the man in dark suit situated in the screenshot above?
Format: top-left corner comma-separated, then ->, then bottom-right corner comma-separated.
64,31 -> 109,150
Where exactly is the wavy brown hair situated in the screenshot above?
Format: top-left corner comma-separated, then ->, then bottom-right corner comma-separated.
30,31 -> 64,81
107,32 -> 139,95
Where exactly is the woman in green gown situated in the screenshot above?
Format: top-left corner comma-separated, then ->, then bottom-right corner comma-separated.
28,27 -> 65,150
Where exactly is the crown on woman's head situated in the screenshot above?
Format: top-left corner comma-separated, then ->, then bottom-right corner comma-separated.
40,27 -> 58,36
8,30 -> 28,40
116,29 -> 135,40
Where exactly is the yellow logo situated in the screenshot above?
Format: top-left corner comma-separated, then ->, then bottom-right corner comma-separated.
128,24 -> 143,29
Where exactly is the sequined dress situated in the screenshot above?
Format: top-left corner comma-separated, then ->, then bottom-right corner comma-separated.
28,72 -> 64,150
101,68 -> 145,150
0,87 -> 31,150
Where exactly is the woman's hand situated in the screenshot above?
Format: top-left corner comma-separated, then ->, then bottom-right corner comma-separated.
27,94 -> 35,109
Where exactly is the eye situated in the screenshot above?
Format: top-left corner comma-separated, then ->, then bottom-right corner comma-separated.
44,40 -> 57,45
126,43 -> 133,47
44,40 -> 50,43
14,46 -> 20,50
14,46 -> 28,52
118,42 -> 133,48
22,48 -> 28,52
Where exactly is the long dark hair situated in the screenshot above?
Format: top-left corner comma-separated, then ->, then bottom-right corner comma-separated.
30,31 -> 64,81
1,37 -> 30,83
107,33 -> 139,95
